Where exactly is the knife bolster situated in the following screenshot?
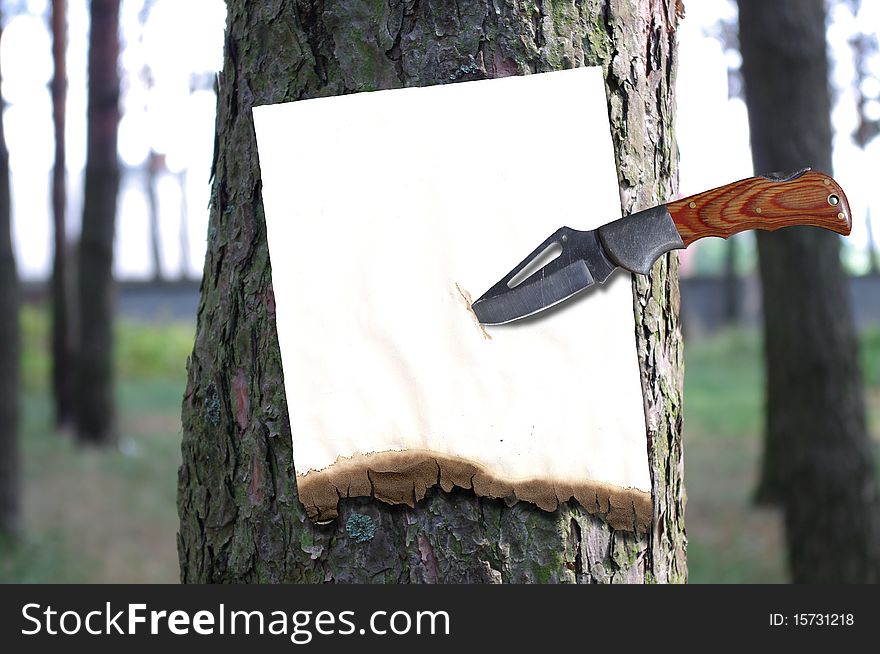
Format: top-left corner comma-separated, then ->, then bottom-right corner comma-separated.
597,205 -> 685,275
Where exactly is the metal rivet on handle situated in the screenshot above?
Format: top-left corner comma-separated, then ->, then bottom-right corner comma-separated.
828,194 -> 839,206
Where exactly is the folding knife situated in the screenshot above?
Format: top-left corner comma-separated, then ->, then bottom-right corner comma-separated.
471,169 -> 852,325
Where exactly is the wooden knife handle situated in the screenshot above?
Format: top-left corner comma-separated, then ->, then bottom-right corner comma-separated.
667,169 -> 852,247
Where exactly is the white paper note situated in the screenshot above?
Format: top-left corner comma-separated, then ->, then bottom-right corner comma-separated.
254,67 -> 651,531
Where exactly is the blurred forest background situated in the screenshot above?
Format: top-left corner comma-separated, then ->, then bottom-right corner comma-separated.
0,0 -> 878,583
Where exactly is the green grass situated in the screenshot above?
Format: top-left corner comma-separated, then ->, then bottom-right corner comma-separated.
862,328 -> 880,387
864,328 -> 880,440
3,307 -> 879,583
20,305 -> 194,393
0,308 -> 192,583
683,327 -> 880,584
682,329 -> 785,583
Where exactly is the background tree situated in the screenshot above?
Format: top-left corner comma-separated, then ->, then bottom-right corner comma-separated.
145,149 -> 164,281
51,0 -> 72,428
176,166 -> 191,280
866,209 -> 878,274
738,0 -> 880,582
712,13 -> 744,327
850,30 -> 879,274
722,238 -> 741,325
137,0 -> 164,282
178,0 -> 686,583
0,10 -> 21,539
76,0 -> 120,445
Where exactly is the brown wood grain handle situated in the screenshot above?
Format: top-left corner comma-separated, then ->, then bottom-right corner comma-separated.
667,170 -> 852,247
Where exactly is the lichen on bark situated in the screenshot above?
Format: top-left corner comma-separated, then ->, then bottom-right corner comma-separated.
178,0 -> 686,584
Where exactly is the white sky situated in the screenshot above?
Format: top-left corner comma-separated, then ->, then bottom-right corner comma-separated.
0,0 -> 878,280
1,0 -> 225,279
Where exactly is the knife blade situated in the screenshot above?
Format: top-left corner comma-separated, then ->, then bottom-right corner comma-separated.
472,169 -> 852,325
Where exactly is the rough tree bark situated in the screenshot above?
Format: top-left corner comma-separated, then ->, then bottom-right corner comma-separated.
0,13 -> 21,538
738,0 -> 880,582
178,0 -> 686,583
76,0 -> 120,445
51,0 -> 73,428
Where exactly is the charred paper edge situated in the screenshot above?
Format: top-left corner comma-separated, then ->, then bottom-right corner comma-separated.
297,449 -> 652,533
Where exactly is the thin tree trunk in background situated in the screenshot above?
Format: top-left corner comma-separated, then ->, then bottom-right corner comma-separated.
177,169 -> 190,280
866,209 -> 878,274
178,0 -> 686,584
51,0 -> 73,428
76,0 -> 120,445
0,15 -> 22,539
146,150 -> 163,281
738,0 -> 880,582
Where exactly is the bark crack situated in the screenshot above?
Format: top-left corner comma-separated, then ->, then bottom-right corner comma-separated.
570,518 -> 584,579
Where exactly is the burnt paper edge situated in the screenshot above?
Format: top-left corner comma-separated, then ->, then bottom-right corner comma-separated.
296,449 -> 652,533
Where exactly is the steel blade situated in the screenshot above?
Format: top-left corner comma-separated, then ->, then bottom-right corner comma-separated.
471,227 -> 617,325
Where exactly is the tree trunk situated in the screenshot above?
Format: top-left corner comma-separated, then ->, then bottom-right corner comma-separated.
177,169 -> 191,280
866,209 -> 878,275
75,0 -> 120,445
146,150 -> 163,282
0,14 -> 21,539
851,33 -> 880,276
178,0 -> 686,584
51,0 -> 73,429
738,0 -> 880,582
